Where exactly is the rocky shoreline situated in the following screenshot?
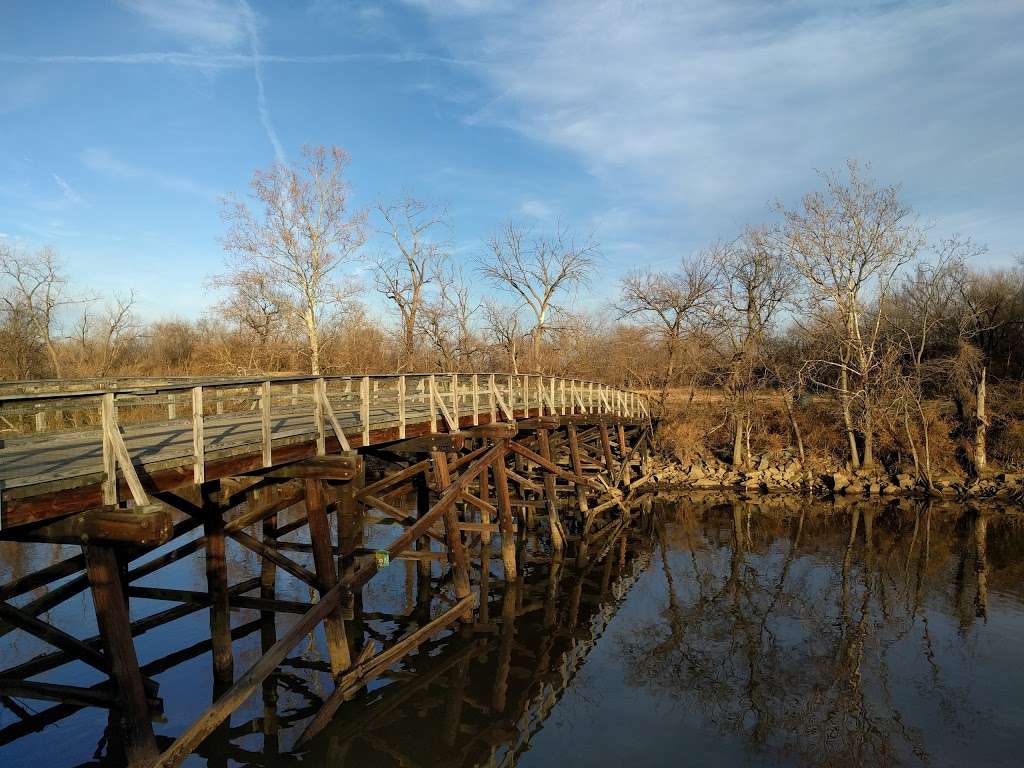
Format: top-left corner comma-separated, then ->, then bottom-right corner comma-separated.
650,451 -> 1024,501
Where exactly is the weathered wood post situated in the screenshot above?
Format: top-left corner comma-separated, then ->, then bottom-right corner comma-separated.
314,378 -> 326,455
430,451 -> 472,601
192,386 -> 205,484
360,377 -> 370,446
305,477 -> 352,676
84,543 -> 159,766
397,375 -> 406,439
260,380 -> 272,467
567,424 -> 590,520
202,481 -> 234,686
599,422 -> 617,482
492,447 -> 518,581
617,422 -> 633,485
536,428 -> 565,551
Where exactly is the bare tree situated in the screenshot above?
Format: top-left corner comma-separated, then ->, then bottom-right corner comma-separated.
67,294 -> 139,377
715,228 -> 795,465
483,299 -> 524,373
209,269 -> 289,372
375,194 -> 449,370
479,222 -> 597,373
618,251 -> 719,409
220,145 -> 366,374
0,244 -> 81,378
417,264 -> 482,372
781,161 -> 923,469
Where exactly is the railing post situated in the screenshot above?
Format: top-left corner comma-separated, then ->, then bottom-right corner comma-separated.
192,386 -> 205,484
472,373 -> 479,426
549,377 -> 556,416
101,393 -> 117,506
291,382 -> 299,407
589,382 -> 594,413
260,381 -> 272,466
361,376 -> 370,446
429,374 -> 437,433
398,375 -> 407,439
314,378 -> 326,455
507,375 -> 514,418
452,373 -> 460,428
560,378 -> 566,415
521,374 -> 529,417
489,373 -> 497,423
167,393 -> 176,420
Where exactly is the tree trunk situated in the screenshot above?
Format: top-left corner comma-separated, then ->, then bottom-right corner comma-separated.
975,367 -> 987,474
782,391 -> 805,464
862,405 -> 874,468
840,367 -> 860,469
732,413 -> 744,466
305,311 -> 321,375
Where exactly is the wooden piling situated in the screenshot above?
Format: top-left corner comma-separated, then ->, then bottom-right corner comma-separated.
84,544 -> 159,766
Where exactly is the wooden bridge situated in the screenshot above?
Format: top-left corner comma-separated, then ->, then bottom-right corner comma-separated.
0,373 -> 654,766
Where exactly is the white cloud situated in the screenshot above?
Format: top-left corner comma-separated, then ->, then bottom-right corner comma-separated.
117,0 -> 246,50
519,199 -> 553,220
407,0 -> 1024,250
80,147 -> 218,199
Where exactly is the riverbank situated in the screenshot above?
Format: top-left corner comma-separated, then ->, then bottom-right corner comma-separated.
649,450 -> 1024,501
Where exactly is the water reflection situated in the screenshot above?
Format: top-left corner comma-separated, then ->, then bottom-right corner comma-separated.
615,496 -> 1024,768
2,496 -> 1024,767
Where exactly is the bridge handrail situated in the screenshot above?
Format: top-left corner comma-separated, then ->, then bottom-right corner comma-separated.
0,372 -> 645,403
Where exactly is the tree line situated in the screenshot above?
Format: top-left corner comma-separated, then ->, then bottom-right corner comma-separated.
3,149 -> 1022,479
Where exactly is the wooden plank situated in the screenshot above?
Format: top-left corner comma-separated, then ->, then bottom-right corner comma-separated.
257,455 -> 358,481
0,600 -> 111,675
318,380 -> 351,452
430,377 -> 458,432
101,394 -> 149,507
12,507 -> 172,546
227,529 -> 320,589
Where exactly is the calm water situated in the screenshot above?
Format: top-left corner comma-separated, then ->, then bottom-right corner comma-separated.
2,495 -> 1023,767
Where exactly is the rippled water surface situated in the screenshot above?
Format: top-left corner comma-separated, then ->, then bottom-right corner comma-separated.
2,496 -> 1023,767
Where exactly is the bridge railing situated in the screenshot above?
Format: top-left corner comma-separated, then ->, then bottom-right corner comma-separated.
0,373 -> 649,510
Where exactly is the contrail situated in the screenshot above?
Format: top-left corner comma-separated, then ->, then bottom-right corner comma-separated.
237,0 -> 286,167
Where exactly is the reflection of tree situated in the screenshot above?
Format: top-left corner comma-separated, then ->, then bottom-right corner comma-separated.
617,498 -> 1007,767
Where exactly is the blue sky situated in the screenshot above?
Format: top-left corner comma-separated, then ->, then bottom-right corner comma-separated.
1,0 -> 1022,319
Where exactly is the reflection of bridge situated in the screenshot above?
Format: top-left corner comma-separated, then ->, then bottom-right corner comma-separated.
0,373 -> 653,767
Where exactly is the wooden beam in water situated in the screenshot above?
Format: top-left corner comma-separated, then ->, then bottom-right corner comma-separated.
84,543 -> 159,766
